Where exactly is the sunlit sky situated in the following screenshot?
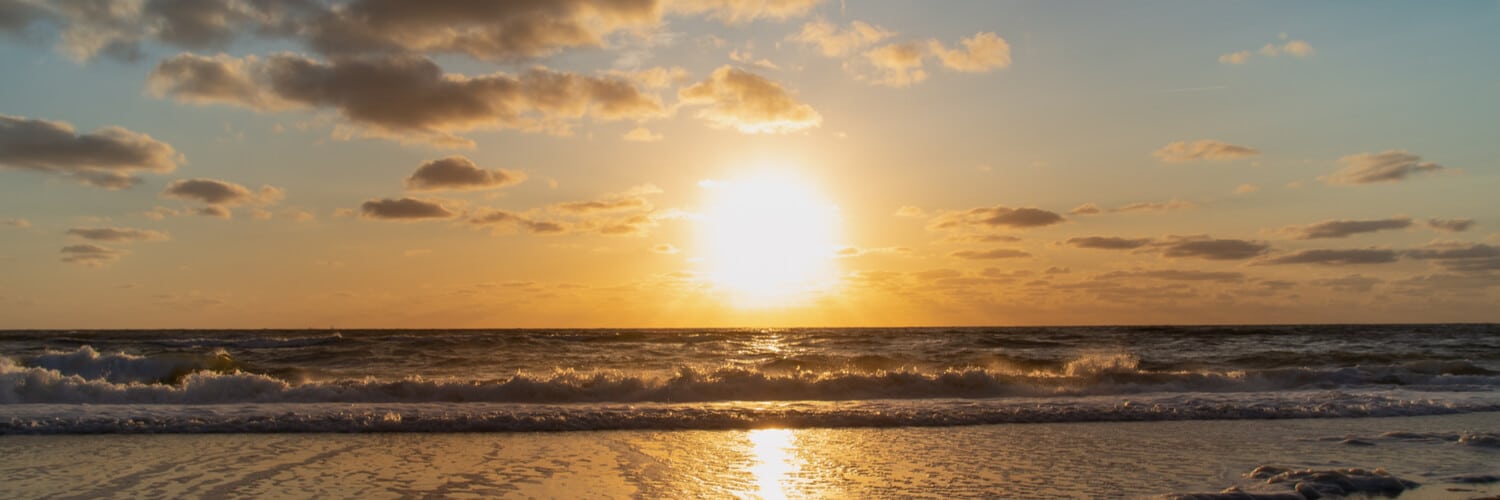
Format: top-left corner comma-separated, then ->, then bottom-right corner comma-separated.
1,1 -> 1496,328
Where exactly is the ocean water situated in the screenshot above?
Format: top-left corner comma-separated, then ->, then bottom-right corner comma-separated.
2,324 -> 1498,434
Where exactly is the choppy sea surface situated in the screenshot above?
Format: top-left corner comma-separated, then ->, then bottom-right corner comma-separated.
2,324 -> 1498,434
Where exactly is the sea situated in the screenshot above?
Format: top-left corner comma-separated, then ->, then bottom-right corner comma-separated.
3,324 -> 1498,434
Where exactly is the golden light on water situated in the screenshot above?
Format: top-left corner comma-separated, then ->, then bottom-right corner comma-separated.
696,174 -> 842,308
745,428 -> 800,500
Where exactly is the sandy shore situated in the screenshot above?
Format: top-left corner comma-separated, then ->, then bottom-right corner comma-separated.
2,412 -> 1497,499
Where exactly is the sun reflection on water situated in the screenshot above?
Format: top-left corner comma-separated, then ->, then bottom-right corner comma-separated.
745,428 -> 799,499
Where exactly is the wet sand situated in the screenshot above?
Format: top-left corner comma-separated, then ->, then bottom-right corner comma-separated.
2,412 -> 1497,499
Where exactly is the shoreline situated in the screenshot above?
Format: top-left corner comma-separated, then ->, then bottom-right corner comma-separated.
3,413 -> 1497,498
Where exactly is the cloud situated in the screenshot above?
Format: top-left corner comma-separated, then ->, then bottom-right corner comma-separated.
1404,242 -> 1500,273
467,209 -> 566,234
894,205 -> 925,217
950,248 -> 1031,260
1066,236 -> 1154,250
1153,140 -> 1259,162
1159,237 -> 1270,260
404,156 -> 524,192
162,178 -> 281,206
677,65 -> 821,134
3,218 -> 29,228
667,0 -> 824,24
554,197 -> 652,214
360,197 -> 455,220
1069,203 -> 1102,215
150,53 -> 665,146
862,42 -> 928,87
1234,184 -> 1259,195
1311,275 -> 1381,292
622,127 -> 664,142
1323,150 -> 1445,185
1282,216 -> 1412,239
1218,50 -> 1251,65
0,114 -> 180,189
1260,248 -> 1400,265
1110,200 -> 1196,213
652,243 -> 680,254
1102,270 -> 1246,282
197,205 -> 232,218
788,19 -> 892,57
930,206 -> 1066,231
927,32 -> 1011,72
59,244 -> 123,266
1427,218 -> 1475,233
66,227 -> 169,242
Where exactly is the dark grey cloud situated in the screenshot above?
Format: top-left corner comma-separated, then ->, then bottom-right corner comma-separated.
950,248 -> 1030,260
1066,236 -> 1153,250
931,206 -> 1066,231
0,0 -> 50,34
1404,243 -> 1500,273
1324,150 -> 1445,185
59,244 -> 123,266
66,227 -> 169,242
1283,216 -> 1412,239
1153,140 -> 1259,162
163,178 -> 252,204
150,53 -> 665,146
405,156 -> 525,191
360,197 -> 455,220
1427,218 -> 1475,233
1311,275 -> 1382,292
0,114 -> 180,189
1260,248 -> 1400,265
1159,237 -> 1270,260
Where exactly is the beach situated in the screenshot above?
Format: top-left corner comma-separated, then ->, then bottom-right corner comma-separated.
3,413 -> 1497,498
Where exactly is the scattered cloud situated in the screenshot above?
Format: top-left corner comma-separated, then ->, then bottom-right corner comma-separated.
622,127 -> 664,142
1428,218 -> 1475,233
405,156 -> 525,192
161,178 -> 283,213
2,218 -> 29,228
678,65 -> 821,133
1110,200 -> 1196,213
1102,270 -> 1246,283
1218,51 -> 1251,65
1404,242 -> 1500,273
467,209 -> 567,234
894,205 -> 926,217
1069,203 -> 1102,215
1281,216 -> 1412,239
1234,184 -> 1260,195
788,19 -> 892,57
927,32 -> 1011,72
66,227 -> 169,242
1311,275 -> 1382,292
150,53 -> 666,146
1159,237 -> 1270,260
0,114 -> 180,189
59,244 -> 123,267
668,0 -> 824,24
930,206 -> 1066,231
360,197 -> 455,221
1154,140 -> 1259,163
1260,248 -> 1400,265
1323,150 -> 1445,185
1065,236 -> 1154,250
950,248 -> 1031,260
729,49 -> 781,71
861,42 -> 928,87
652,243 -> 680,254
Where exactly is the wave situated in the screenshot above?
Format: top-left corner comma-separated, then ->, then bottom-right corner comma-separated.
24,346 -> 239,384
3,392 -> 1498,434
146,333 -> 344,350
4,348 -> 1499,405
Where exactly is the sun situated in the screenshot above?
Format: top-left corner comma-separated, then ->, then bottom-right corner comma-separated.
696,173 -> 842,307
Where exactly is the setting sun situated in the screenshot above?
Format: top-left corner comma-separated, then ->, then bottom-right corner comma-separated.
696,174 -> 842,307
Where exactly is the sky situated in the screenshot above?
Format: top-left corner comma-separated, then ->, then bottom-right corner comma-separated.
0,0 -> 1496,328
